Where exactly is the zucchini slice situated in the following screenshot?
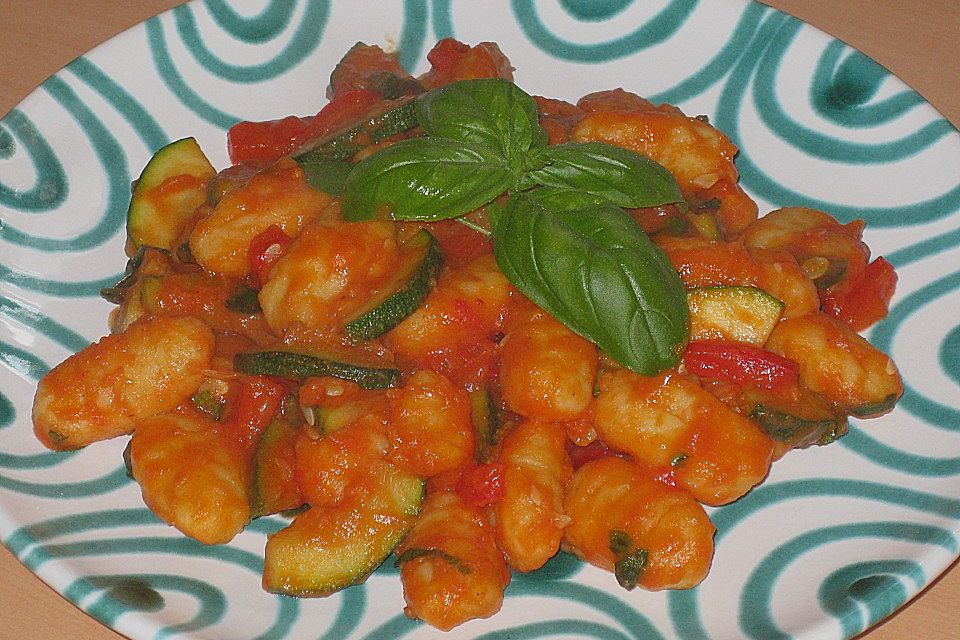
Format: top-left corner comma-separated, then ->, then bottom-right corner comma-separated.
224,284 -> 262,314
104,249 -> 172,333
251,411 -> 303,518
687,211 -> 721,239
344,230 -> 443,341
234,350 -> 400,389
304,394 -> 383,437
687,286 -> 784,346
263,461 -> 423,596
469,386 -> 501,463
128,138 -> 215,250
295,100 -> 418,162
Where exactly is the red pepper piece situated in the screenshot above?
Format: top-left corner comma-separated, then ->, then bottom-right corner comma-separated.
248,224 -> 292,286
822,256 -> 897,331
227,375 -> 286,449
456,462 -> 505,508
227,88 -> 382,164
682,340 -> 799,390
565,439 -> 619,470
297,88 -> 382,145
421,38 -> 512,88
426,38 -> 471,78
227,115 -> 311,164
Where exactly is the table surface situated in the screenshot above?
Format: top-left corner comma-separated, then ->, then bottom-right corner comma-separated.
1,1 -> 958,639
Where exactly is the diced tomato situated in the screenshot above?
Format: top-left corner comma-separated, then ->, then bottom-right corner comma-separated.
328,43 -> 409,99
822,257 -> 897,331
421,38 -> 513,89
227,89 -> 382,163
227,375 -> 286,448
425,219 -> 491,268
298,89 -> 382,143
423,338 -> 499,389
248,224 -> 292,286
227,115 -> 311,164
683,340 -> 799,390
456,462 -> 505,507
426,38 -> 470,78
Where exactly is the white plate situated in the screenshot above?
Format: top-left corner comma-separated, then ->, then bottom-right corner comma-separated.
2,1 -> 959,638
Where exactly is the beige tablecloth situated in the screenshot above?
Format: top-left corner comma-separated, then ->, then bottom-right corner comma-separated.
1,1 -> 957,638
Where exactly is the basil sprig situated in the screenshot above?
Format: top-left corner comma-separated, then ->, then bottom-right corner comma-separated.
341,78 -> 690,375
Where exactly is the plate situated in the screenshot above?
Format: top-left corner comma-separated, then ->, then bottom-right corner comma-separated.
2,1 -> 959,638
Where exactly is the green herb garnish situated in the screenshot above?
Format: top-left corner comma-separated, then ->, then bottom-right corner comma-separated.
191,389 -> 226,421
395,547 -> 472,574
341,78 -> 689,375
608,529 -> 648,590
493,193 -> 688,375
225,284 -> 262,314
122,439 -> 134,479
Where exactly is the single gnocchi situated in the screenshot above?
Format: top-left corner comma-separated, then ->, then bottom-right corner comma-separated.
33,315 -> 215,450
130,412 -> 250,545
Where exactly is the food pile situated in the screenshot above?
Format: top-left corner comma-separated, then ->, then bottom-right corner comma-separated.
32,38 -> 903,630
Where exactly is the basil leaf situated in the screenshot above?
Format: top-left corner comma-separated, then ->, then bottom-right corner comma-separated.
526,186 -> 616,211
367,72 -> 424,100
297,157 -> 354,196
526,142 -> 683,208
493,193 -> 689,375
394,547 -> 472,574
614,547 -> 648,590
225,284 -> 262,314
341,137 -> 513,221
416,78 -> 545,167
530,118 -> 549,150
608,529 -> 632,557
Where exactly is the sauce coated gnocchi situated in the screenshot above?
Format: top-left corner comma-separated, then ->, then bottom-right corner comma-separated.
32,38 -> 902,631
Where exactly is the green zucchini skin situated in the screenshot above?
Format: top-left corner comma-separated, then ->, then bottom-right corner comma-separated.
127,137 -> 215,250
298,158 -> 354,196
250,413 -> 303,518
295,100 -> 418,162
469,386 -> 501,463
687,285 -> 784,346
344,230 -> 443,341
234,350 -> 400,389
304,393 -> 383,438
263,462 -> 423,596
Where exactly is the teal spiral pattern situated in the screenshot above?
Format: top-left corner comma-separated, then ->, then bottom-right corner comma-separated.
1,1 -> 958,638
